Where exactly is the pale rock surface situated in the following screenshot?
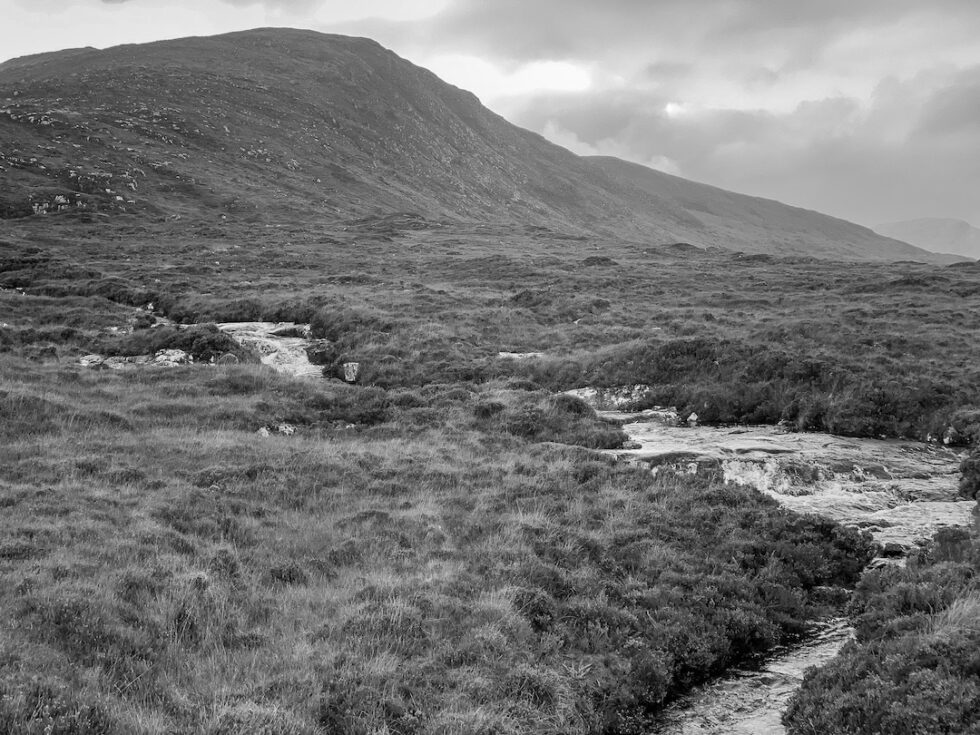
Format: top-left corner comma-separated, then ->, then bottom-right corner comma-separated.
217,322 -> 321,378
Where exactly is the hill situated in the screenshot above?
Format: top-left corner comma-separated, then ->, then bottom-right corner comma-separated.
0,27 -> 952,262
875,218 -> 980,260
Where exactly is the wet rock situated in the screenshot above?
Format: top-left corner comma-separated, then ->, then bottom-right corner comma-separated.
270,324 -> 310,338
305,340 -> 335,365
880,542 -> 907,558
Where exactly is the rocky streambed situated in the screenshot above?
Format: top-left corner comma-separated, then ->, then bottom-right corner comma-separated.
570,391 -> 973,734
215,322 -> 322,378
605,410 -> 971,553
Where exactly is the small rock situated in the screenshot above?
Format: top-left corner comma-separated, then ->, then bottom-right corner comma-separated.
881,542 -> 907,558
305,340 -> 334,365
79,354 -> 105,367
257,427 -> 271,437
277,423 -> 296,436
343,362 -> 360,383
216,352 -> 239,365
622,440 -> 643,450
686,412 -> 699,427
153,349 -> 192,367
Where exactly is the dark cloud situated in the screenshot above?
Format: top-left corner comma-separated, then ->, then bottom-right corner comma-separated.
914,70 -> 980,137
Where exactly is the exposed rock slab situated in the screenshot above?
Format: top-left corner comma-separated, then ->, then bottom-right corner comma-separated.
216,322 -> 321,378
607,419 -> 972,550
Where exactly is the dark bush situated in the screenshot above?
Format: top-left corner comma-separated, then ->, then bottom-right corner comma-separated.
959,447 -> 980,500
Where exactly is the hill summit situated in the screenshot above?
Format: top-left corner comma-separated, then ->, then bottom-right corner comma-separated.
0,28 -> 950,262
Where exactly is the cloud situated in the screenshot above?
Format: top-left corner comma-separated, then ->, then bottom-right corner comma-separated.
504,61 -> 980,225
344,0 -> 979,224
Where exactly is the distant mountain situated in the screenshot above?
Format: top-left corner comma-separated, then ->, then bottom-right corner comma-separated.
875,218 -> 980,260
0,28 -> 953,262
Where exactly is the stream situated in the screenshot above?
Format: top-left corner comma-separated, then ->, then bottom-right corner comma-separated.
194,333 -> 973,732
577,397 -> 973,734
216,321 -> 322,378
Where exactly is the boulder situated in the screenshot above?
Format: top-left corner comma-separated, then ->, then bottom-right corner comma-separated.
216,352 -> 240,365
343,362 -> 360,383
154,349 -> 192,367
270,324 -> 309,338
305,340 -> 335,365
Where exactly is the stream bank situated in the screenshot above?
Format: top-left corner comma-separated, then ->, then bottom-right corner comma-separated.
579,395 -> 972,734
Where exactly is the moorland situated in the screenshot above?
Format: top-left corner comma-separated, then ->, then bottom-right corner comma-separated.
1,27 -> 979,735
1,211 -> 978,734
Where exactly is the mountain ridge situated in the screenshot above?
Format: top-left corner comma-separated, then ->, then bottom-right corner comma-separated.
0,27 -> 957,263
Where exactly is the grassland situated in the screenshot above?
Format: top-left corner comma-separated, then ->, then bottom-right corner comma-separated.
1,213 -> 978,733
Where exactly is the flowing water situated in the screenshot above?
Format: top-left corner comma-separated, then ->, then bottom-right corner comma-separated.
605,412 -> 971,552
198,334 -> 972,733
216,322 -> 322,378
651,618 -> 852,734
582,401 -> 973,734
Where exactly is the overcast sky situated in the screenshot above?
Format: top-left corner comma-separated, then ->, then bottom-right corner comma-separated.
4,0 -> 980,227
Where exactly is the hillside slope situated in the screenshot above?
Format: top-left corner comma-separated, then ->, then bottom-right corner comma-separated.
0,27 -> 950,262
589,157 -> 949,262
875,218 -> 980,260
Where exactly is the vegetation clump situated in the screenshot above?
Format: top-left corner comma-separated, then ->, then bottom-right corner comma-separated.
784,526 -> 980,735
95,324 -> 254,363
